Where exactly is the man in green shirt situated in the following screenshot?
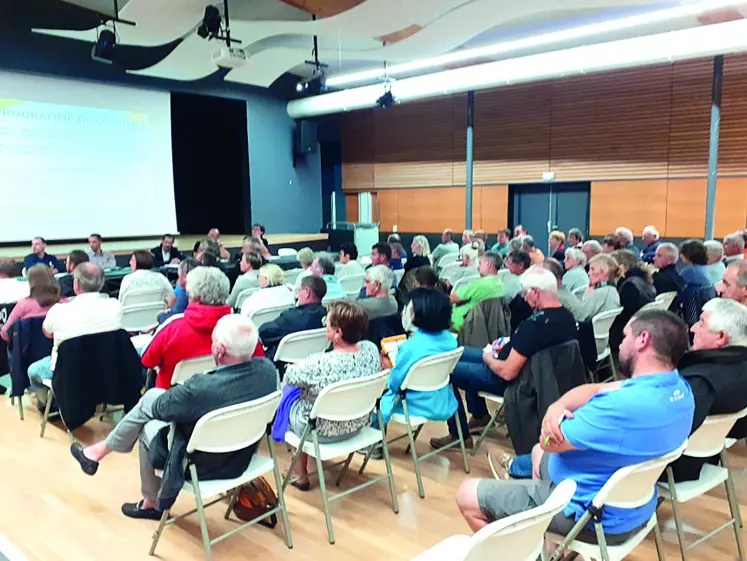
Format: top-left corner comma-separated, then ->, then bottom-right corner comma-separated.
451,252 -> 505,332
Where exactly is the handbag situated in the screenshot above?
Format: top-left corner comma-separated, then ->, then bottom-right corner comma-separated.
232,477 -> 278,528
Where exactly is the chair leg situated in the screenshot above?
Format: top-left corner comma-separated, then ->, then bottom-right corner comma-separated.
281,425 -> 310,492
17,394 -> 24,421
723,449 -> 744,530
653,517 -> 666,561
402,400 -> 425,499
377,407 -> 399,515
312,431 -> 335,544
404,425 -> 423,455
190,464 -> 213,561
149,509 -> 171,556
40,388 -> 54,438
470,405 -> 502,457
453,410 -> 470,475
335,453 -> 354,487
723,451 -> 746,561
223,489 -> 239,520
594,523 -> 610,561
358,443 -> 376,475
667,466 -> 689,561
267,435 -> 293,549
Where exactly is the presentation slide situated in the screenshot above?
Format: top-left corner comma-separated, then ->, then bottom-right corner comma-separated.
0,71 -> 177,243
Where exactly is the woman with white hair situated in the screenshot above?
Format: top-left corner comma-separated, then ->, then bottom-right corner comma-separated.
294,247 -> 315,289
704,239 -> 727,283
443,242 -> 480,287
406,235 -> 432,272
240,263 -> 294,317
562,248 -> 589,293
578,254 -> 621,320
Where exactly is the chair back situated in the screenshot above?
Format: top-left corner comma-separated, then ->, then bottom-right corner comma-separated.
591,307 -> 623,350
593,441 -> 687,509
236,286 -> 260,310
655,291 -> 677,309
120,288 -> 166,307
171,354 -> 217,385
249,303 -> 293,328
393,269 -> 405,285
283,268 -> 303,286
438,253 -> 459,268
274,328 -> 329,362
400,347 -> 464,392
310,369 -> 389,422
345,289 -> 361,300
465,479 -> 577,561
186,391 -> 282,454
121,303 -> 167,333
640,299 -> 668,312
339,274 -> 365,293
277,248 -> 297,257
439,262 -> 462,278
684,406 -> 747,458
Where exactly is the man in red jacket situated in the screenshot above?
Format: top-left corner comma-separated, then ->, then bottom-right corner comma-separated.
143,266 -> 263,388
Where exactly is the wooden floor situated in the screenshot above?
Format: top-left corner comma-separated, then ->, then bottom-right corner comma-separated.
2,395 -> 746,561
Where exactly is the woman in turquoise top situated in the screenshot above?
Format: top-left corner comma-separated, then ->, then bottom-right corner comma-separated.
379,288 -> 458,426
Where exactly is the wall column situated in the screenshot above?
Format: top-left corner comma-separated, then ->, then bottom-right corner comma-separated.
705,55 -> 724,240
465,91 -> 475,229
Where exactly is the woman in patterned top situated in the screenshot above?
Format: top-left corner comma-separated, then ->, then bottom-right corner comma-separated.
285,300 -> 380,490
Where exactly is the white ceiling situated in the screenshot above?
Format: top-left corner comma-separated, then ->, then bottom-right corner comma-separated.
35,0 -> 743,88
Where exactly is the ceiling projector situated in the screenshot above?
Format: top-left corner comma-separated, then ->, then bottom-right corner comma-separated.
212,47 -> 247,68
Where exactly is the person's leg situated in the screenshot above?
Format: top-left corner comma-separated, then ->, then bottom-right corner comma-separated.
532,443 -> 545,480
136,419 -> 169,510
446,360 -> 508,438
507,454 -> 533,479
456,479 -> 489,532
28,356 -> 52,381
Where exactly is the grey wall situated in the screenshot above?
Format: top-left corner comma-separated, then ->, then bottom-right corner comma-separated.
246,96 -> 322,234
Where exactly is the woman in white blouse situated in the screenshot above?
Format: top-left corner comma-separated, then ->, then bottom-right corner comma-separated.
118,250 -> 173,304
240,263 -> 294,317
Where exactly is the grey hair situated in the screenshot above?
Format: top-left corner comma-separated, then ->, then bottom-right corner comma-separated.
316,255 -> 335,276
704,239 -> 724,260
412,235 -> 431,257
186,267 -> 230,305
297,247 -> 314,268
565,247 -> 587,267
519,265 -> 558,294
521,235 -> 536,249
583,240 -> 603,255
702,298 -> 747,346
74,262 -> 104,293
509,237 -> 523,253
643,225 -> 660,238
482,251 -> 502,271
212,314 -> 259,361
367,265 -> 393,291
658,242 -> 679,263
724,233 -> 746,252
615,227 -> 634,244
178,257 -> 200,278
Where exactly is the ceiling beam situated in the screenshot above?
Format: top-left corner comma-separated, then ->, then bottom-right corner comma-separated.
278,0 -> 364,18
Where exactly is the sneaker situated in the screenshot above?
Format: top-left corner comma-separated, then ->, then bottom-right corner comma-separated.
488,452 -> 514,480
429,434 -> 474,450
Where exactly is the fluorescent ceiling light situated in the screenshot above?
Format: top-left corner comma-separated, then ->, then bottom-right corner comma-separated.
288,18 -> 747,118
325,0 -> 743,87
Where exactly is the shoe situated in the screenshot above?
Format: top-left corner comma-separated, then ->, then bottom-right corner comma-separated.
290,479 -> 311,492
468,415 -> 492,434
70,443 -> 99,476
429,435 -> 474,450
488,452 -> 514,480
121,501 -> 163,520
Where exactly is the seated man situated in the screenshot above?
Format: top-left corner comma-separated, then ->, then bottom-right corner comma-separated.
371,242 -> 392,269
653,242 -> 685,296
86,233 -> 116,269
451,251 -> 505,332
431,267 -> 577,448
252,223 -> 271,254
193,228 -> 230,260
456,309 -> 694,544
157,258 -> 200,324
312,255 -> 345,301
389,243 -> 405,271
522,235 -> 545,266
227,252 -> 262,309
150,234 -> 183,267
24,237 -> 63,273
59,250 -> 90,298
28,263 -> 122,381
432,229 -> 460,265
543,258 -> 585,322
723,232 -> 745,265
69,314 -> 277,520
500,250 -> 530,301
259,275 -> 328,360
337,242 -> 365,279
717,260 -> 747,306
358,265 -> 398,319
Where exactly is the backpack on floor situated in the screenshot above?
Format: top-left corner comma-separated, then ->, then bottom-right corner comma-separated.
232,477 -> 278,528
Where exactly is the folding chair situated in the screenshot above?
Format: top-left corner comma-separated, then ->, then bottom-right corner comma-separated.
438,253 -> 460,269
283,269 -> 303,287
657,407 -> 747,561
150,391 -> 291,560
119,288 -> 168,307
378,348 -> 468,499
277,248 -> 298,257
439,262 -> 462,280
235,287 -> 260,310
470,392 -> 504,456
591,307 -> 623,382
393,269 -> 405,285
639,300 -> 667,312
282,369 -> 398,544
412,480 -> 577,561
273,328 -> 329,363
171,355 -> 216,385
339,273 -> 365,294
452,275 -> 479,294
121,303 -> 167,333
548,441 -> 688,561
248,303 -> 293,328
655,291 -> 677,310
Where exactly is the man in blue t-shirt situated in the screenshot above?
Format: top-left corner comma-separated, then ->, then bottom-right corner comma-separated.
23,237 -> 64,273
456,309 -> 694,544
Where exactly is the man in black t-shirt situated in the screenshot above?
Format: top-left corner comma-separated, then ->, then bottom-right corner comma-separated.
431,267 -> 578,449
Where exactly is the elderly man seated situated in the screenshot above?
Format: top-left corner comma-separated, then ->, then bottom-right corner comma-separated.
705,240 -> 727,280
718,260 -> 747,306
653,242 -> 685,296
227,252 -> 262,309
312,255 -> 345,301
724,233 -> 745,265
451,252 -> 504,332
157,258 -> 200,324
359,265 -> 398,319
500,250 -> 530,301
69,314 -> 277,520
581,240 -> 603,267
561,248 -> 589,293
522,236 -> 545,266
456,309 -> 693,545
430,267 -> 578,449
640,225 -> 661,264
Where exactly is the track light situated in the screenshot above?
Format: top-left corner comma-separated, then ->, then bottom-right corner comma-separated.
91,28 -> 116,63
197,5 -> 222,39
376,90 -> 395,109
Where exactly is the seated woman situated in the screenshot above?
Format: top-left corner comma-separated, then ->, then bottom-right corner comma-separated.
240,263 -> 294,317
119,250 -> 174,304
1,265 -> 61,342
578,254 -> 621,320
679,239 -> 713,287
284,300 -> 381,490
405,236 -> 432,272
610,249 -> 655,351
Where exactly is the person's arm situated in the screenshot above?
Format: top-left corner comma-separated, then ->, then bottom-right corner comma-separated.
483,349 -> 527,382
41,305 -> 58,339
219,245 -> 231,260
23,255 -> 32,270
1,299 -> 27,341
386,343 -> 413,393
541,381 -> 621,445
104,253 -> 117,269
284,354 -> 323,389
450,282 -> 474,305
258,314 -> 289,348
141,329 -> 166,370
151,384 -> 199,423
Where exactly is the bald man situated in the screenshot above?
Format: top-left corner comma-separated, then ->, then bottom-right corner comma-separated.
193,228 -> 230,259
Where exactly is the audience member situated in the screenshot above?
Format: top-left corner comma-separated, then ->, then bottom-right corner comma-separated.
24,237 -> 63,273
508,237 -> 524,256
451,252 -> 505,332
514,224 -> 527,238
610,249 -> 656,350
444,243 -> 480,287
240,264 -> 294,317
717,261 -> 747,305
568,228 -> 584,249
704,239 -> 727,280
69,314 -> 277,520
196,239 -> 224,269
723,232 -> 745,265
293,247 -> 315,289
359,266 -> 398,319
640,225 -> 661,264
86,234 -> 116,269
579,254 -> 621,320
501,250 -> 530,300
616,226 -> 640,255
28,263 -> 122,381
284,300 -> 379,490
653,243 -> 685,296
522,235 -> 545,265
0,258 -> 15,279
337,242 -> 365,279
387,233 -> 407,259
456,309 -> 693,543
548,231 -> 566,261
371,243 -> 392,268
680,239 -> 715,286
237,235 -> 267,263
157,258 -> 200,324
602,234 -> 625,253
562,248 -> 589,294
491,229 -> 511,256
58,250 -> 89,298
252,223 -> 271,255
432,267 -> 577,448
462,229 -> 474,247
389,242 -> 405,271
150,234 -> 182,267
227,253 -> 262,309
582,240 -> 603,264
259,275 -> 328,360
312,256 -> 345,300
432,229 -> 460,264
119,250 -> 173,304
544,259 -> 585,322
473,230 -> 488,244
406,236 -> 431,272
1,265 -> 61,342
413,266 -> 441,289
193,228 -> 230,259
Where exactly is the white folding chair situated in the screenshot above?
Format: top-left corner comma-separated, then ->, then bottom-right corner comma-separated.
273,328 -> 329,363
591,307 -> 623,382
470,392 -> 505,456
281,369 -> 398,544
235,286 -> 260,310
248,303 -> 293,328
380,348 -> 468,499
548,441 -> 688,561
119,288 -> 167,307
171,355 -> 216,385
640,299 -> 667,312
150,391 -> 290,560
655,291 -> 677,310
657,407 -> 747,561
438,253 -> 460,268
121,302 -> 167,333
277,248 -> 297,257
439,262 -> 462,280
283,268 -> 303,287
393,269 -> 405,285
360,256 -> 373,267
345,289 -> 361,300
452,274 -> 479,294
339,273 -> 365,293
413,480 -> 577,561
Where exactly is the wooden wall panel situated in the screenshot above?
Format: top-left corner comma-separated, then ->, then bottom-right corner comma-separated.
396,188 -> 466,233
471,187 -> 483,230
714,177 -> 747,237
480,185 -> 509,233
719,54 -> 747,175
377,190 -> 399,231
665,179 -> 707,238
590,180 -> 668,236
346,194 -> 358,223
341,109 -> 374,190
